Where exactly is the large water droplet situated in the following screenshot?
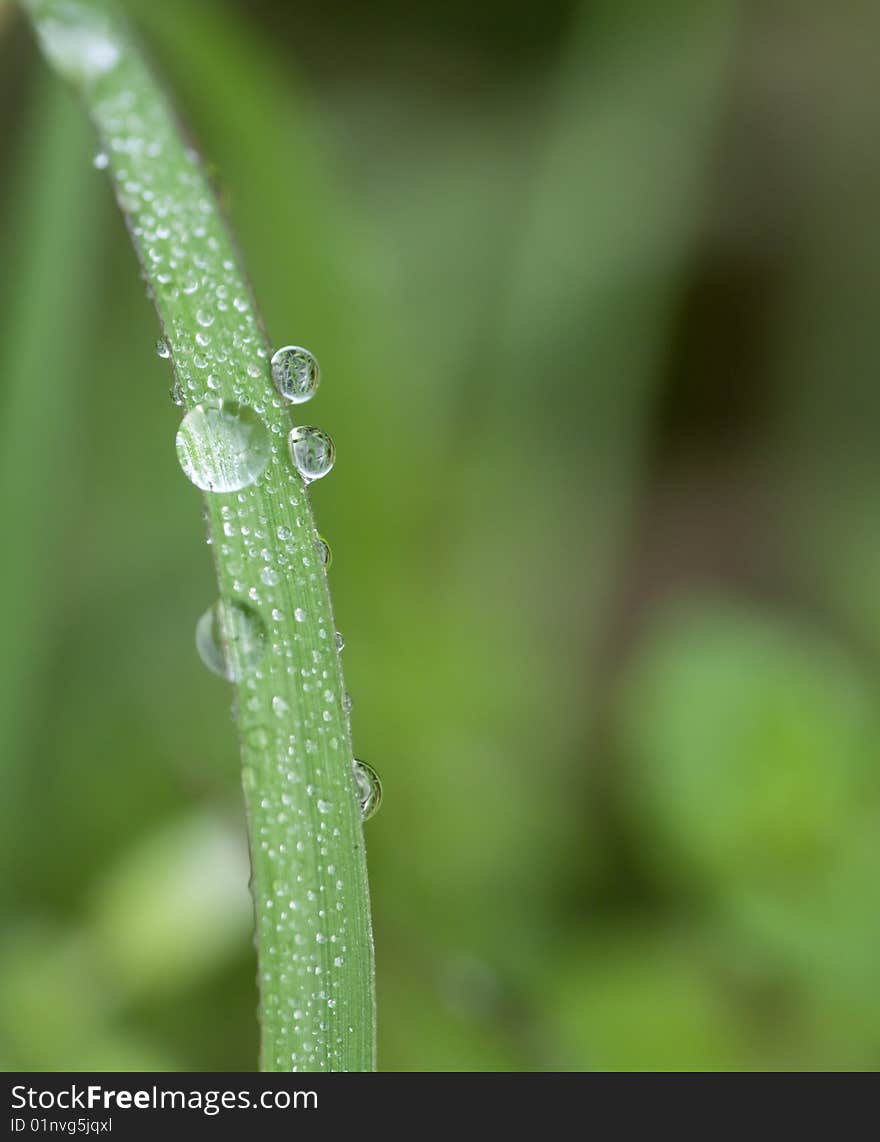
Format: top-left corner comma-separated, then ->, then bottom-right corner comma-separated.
195,599 -> 267,681
334,631 -> 345,652
177,401 -> 270,493
353,760 -> 382,822
156,337 -> 171,359
288,426 -> 335,484
271,345 -> 320,404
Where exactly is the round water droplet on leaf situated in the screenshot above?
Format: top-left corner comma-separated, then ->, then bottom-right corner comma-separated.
271,345 -> 320,404
177,401 -> 270,493
156,337 -> 171,359
288,426 -> 335,484
334,631 -> 345,652
353,759 -> 382,821
196,599 -> 267,681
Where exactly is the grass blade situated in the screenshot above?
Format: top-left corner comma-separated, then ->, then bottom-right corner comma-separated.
22,0 -> 375,1072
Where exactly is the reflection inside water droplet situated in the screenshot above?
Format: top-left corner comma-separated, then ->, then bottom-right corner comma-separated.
353,760 -> 382,821
177,400 -> 270,493
156,337 -> 171,359
271,345 -> 320,404
195,598 -> 267,681
315,535 -> 332,569
288,426 -> 335,484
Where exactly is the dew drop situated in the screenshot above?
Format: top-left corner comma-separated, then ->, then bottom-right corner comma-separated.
288,426 -> 335,484
176,400 -> 270,493
334,631 -> 345,652
271,345 -> 320,404
353,760 -> 382,822
170,380 -> 185,407
156,337 -> 171,359
343,692 -> 353,715
315,535 -> 332,569
260,566 -> 280,587
195,599 -> 267,681
93,150 -> 109,170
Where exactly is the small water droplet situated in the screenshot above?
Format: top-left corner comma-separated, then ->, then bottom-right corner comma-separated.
315,535 -> 332,569
93,150 -> 109,170
288,426 -> 335,484
294,608 -> 306,623
272,695 -> 290,717
261,566 -> 280,587
176,401 -> 270,493
170,379 -> 185,407
156,337 -> 171,359
353,760 -> 382,821
195,599 -> 267,681
271,345 -> 320,404
343,692 -> 353,715
334,631 -> 345,652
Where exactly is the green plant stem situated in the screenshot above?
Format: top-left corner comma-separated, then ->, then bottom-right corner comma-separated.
22,0 -> 375,1072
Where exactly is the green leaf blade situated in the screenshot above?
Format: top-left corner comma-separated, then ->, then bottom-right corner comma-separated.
22,0 -> 375,1072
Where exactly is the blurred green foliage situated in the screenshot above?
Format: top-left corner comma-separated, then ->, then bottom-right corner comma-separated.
1,0 -> 879,1071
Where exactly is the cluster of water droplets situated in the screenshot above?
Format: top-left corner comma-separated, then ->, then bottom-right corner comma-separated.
168,328 -> 379,828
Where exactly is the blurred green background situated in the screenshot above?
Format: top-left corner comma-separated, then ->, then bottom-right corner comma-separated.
1,0 -> 879,1071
